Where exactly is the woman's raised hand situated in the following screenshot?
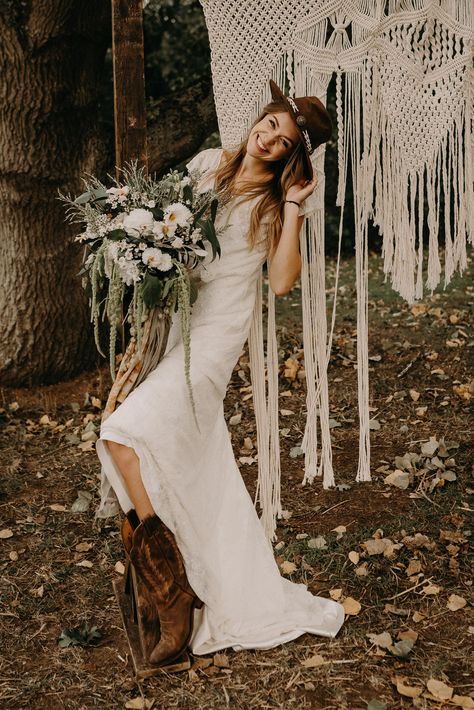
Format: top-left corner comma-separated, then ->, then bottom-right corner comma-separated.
285,175 -> 318,206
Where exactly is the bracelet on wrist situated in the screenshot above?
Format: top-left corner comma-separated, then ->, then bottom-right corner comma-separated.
284,199 -> 300,207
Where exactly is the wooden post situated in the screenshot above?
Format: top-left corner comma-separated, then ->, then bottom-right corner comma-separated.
111,0 -> 148,177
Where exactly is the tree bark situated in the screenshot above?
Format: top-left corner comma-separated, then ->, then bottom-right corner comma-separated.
0,1 -> 111,386
146,77 -> 218,175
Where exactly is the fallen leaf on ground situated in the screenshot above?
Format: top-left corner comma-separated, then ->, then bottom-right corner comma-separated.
389,638 -> 414,658
76,560 -> 93,568
409,389 -> 420,401
452,695 -> 474,708
329,588 -> 343,601
422,583 -> 441,595
406,559 -> 422,576
384,470 -> 410,489
343,597 -> 361,615
426,678 -> 453,701
75,542 -> 93,553
348,551 -> 360,564
301,653 -> 325,668
397,629 -> 418,642
49,504 -> 67,512
280,561 -> 297,575
412,611 -> 426,623
307,536 -> 327,550
367,631 -> 392,649
229,413 -> 242,425
0,529 -> 14,539
447,594 -> 467,611
393,676 -> 423,698
114,561 -> 125,575
213,653 -> 230,668
355,563 -> 369,577
125,699 -> 154,710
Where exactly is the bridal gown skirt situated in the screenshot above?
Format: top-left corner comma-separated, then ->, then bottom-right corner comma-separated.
95,148 -> 344,654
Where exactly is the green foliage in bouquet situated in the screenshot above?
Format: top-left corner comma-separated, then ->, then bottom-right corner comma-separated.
59,162 -> 222,419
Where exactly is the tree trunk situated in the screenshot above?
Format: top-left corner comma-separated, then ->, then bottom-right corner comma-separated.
147,78 -> 218,175
0,1 -> 111,386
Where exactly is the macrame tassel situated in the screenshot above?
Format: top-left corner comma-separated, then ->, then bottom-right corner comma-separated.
301,208 -> 335,489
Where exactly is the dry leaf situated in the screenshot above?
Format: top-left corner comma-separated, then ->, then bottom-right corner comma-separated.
213,652 -> 230,668
229,413 -> 242,426
332,525 -> 346,537
307,536 -> 327,549
397,629 -> 418,642
367,631 -> 392,649
348,551 -> 360,564
9,551 -> 19,561
0,529 -> 14,539
75,542 -> 93,553
426,678 -> 453,701
280,560 -> 297,575
355,562 -> 369,577
343,597 -> 361,615
447,594 -> 467,611
49,504 -> 67,512
301,653 -> 325,668
280,409 -> 294,416
91,396 -> 102,409
409,389 -> 420,402
76,559 -> 93,568
422,583 -> 441,595
452,695 -> 474,709
406,559 -> 422,576
412,611 -> 426,623
393,676 -> 423,698
77,440 -> 95,452
114,561 -> 125,575
384,470 -> 410,489
329,588 -> 343,601
125,699 -> 153,710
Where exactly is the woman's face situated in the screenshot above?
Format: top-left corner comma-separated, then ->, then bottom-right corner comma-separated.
246,111 -> 301,163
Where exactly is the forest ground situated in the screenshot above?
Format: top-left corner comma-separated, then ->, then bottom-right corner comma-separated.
1,253 -> 473,710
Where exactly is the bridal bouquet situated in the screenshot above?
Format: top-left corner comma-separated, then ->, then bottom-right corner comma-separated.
59,162 -> 221,420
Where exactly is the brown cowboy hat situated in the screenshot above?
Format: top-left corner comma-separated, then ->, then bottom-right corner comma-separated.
269,79 -> 332,179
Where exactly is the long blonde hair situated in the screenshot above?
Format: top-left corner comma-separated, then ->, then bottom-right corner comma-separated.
212,100 -> 308,260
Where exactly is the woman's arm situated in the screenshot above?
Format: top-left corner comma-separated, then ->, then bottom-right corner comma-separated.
268,203 -> 304,296
268,175 -> 318,296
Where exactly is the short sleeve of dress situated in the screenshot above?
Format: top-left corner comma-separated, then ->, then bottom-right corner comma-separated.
186,147 -> 222,176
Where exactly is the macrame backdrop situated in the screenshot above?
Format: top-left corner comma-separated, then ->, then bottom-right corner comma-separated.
198,0 -> 474,540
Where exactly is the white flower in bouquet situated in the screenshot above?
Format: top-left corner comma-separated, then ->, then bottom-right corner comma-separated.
171,236 -> 184,249
152,221 -> 177,239
123,208 -> 155,236
164,202 -> 192,227
142,247 -> 173,271
117,256 -> 141,285
180,176 -> 191,187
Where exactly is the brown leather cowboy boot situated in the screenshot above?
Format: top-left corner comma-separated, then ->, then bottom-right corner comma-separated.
120,509 -> 141,622
130,514 -> 203,666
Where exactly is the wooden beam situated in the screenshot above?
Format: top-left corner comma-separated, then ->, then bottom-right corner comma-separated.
111,0 -> 148,177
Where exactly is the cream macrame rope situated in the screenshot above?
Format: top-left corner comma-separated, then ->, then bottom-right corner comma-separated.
166,0 -> 474,540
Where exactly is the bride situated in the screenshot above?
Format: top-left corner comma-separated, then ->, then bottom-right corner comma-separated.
95,79 -> 344,668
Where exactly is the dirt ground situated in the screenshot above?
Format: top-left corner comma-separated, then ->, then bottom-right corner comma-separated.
1,253 -> 473,710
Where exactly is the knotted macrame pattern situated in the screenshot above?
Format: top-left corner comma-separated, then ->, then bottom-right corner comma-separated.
199,0 -> 474,540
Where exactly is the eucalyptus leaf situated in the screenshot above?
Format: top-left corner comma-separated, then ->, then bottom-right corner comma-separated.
182,184 -> 193,204
142,273 -> 163,308
106,229 -> 127,241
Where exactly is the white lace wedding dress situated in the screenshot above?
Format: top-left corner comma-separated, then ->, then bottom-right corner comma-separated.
95,147 -> 344,654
